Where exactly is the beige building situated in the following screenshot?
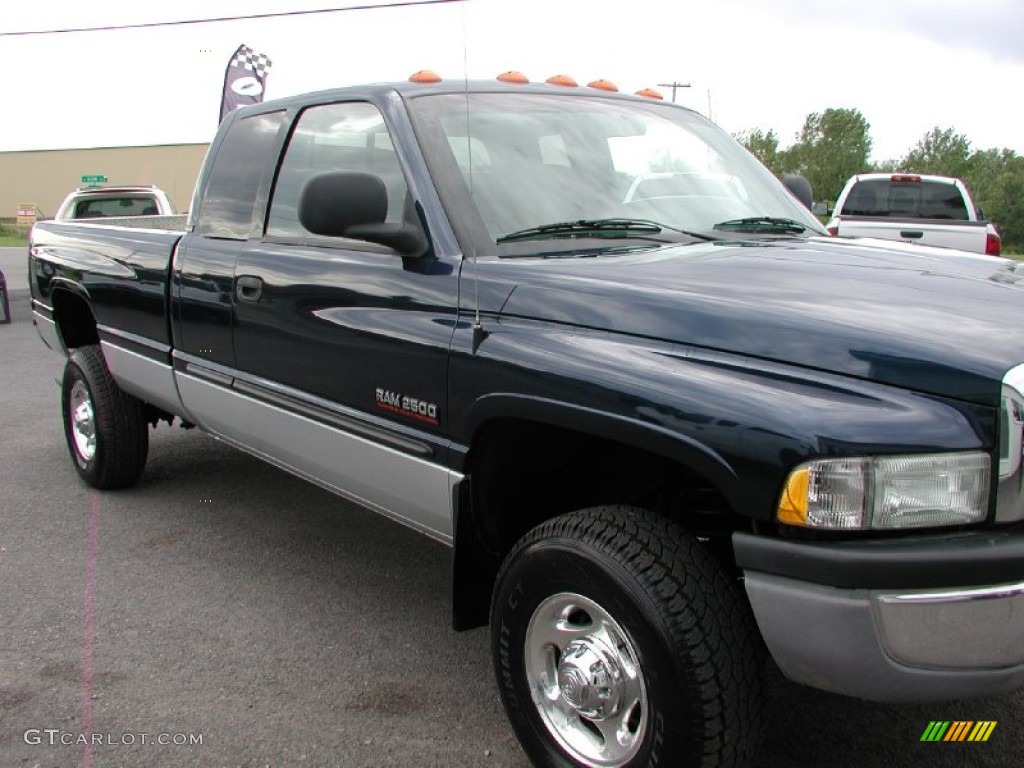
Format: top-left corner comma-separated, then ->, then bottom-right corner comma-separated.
0,143 -> 210,222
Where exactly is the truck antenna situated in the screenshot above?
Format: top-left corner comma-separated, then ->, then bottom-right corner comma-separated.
461,4 -> 485,353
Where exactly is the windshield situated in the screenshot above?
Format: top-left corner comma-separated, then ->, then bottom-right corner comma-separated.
407,91 -> 826,256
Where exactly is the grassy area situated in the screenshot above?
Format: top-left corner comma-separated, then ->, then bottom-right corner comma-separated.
0,226 -> 28,247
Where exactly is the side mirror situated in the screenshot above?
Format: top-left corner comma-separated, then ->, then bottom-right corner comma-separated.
811,201 -> 829,216
782,174 -> 813,210
298,171 -> 427,257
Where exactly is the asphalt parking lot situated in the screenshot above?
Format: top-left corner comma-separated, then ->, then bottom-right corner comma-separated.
1,245 -> 28,292
3,283 -> 1023,767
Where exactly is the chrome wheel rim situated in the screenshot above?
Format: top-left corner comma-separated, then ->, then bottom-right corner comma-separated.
69,380 -> 96,462
525,592 -> 648,766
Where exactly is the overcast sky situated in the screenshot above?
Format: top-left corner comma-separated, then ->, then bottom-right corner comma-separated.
3,0 -> 1022,163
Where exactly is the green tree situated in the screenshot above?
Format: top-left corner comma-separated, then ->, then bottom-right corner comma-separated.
735,128 -> 783,176
895,128 -> 1024,251
964,148 -> 1024,251
900,127 -> 972,178
781,108 -> 872,204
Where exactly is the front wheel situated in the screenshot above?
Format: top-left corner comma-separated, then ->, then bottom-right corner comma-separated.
62,344 -> 149,489
491,506 -> 765,767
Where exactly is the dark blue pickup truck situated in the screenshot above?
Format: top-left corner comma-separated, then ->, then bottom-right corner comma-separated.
28,76 -> 1024,767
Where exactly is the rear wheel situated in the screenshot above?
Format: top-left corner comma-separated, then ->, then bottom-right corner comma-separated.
62,344 -> 149,489
491,506 -> 765,767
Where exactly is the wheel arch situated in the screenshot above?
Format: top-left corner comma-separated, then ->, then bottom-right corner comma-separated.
50,282 -> 99,352
451,395 -> 748,631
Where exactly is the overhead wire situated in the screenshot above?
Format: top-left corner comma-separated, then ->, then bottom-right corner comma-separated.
0,0 -> 464,37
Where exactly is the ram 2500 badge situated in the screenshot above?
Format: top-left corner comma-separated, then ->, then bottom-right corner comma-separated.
29,72 -> 1024,767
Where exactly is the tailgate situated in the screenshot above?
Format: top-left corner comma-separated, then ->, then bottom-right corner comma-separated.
836,217 -> 989,253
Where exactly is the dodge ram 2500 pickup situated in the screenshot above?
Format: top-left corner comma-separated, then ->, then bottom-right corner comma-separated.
29,74 -> 1024,768
826,172 -> 1001,255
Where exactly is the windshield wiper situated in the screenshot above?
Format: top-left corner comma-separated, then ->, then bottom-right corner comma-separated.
712,216 -> 811,234
497,218 -> 715,244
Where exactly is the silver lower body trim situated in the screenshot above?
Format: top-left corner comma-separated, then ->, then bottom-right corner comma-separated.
744,571 -> 1024,702
100,341 -> 190,419
174,372 -> 457,544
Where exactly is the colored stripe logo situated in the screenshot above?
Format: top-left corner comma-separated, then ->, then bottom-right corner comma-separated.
920,721 -> 997,742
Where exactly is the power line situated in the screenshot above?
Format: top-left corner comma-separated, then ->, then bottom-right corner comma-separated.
0,0 -> 464,37
657,81 -> 691,103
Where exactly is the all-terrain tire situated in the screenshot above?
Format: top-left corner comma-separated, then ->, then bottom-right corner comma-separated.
491,505 -> 765,767
61,344 -> 149,489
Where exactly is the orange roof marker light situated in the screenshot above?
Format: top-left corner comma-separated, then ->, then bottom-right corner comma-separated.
545,74 -> 578,87
635,87 -> 664,100
497,71 -> 530,84
587,79 -> 618,92
409,70 -> 442,84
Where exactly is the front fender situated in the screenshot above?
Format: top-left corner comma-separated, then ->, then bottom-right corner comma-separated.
449,319 -> 994,522
463,391 -> 739,505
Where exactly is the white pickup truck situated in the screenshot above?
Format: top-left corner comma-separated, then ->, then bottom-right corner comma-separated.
826,173 -> 1001,256
54,185 -> 176,220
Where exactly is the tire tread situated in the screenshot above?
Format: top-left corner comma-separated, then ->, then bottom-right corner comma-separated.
496,505 -> 765,767
63,345 -> 148,489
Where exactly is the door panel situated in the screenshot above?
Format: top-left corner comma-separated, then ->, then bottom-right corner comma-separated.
172,108 -> 287,430
233,241 -> 458,436
228,100 -> 461,522
173,236 -> 241,368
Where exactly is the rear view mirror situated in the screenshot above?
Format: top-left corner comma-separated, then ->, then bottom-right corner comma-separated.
782,174 -> 813,210
298,171 -> 427,257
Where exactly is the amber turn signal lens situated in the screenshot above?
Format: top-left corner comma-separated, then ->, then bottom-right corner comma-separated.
497,71 -> 530,84
409,70 -> 442,84
546,74 -> 578,87
777,467 -> 810,525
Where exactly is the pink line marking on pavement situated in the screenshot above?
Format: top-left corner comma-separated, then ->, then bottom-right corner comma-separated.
79,491 -> 102,768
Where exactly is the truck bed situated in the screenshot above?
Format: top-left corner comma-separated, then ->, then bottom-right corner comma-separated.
30,218 -> 185,349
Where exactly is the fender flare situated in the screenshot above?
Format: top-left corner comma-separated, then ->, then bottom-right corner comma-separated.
460,392 -> 739,507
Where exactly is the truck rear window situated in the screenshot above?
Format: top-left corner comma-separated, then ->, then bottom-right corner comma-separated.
840,179 -> 969,220
74,197 -> 158,218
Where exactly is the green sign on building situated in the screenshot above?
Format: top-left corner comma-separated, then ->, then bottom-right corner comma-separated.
81,175 -> 107,185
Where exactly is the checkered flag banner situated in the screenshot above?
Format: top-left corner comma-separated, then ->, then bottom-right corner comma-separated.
219,44 -> 273,122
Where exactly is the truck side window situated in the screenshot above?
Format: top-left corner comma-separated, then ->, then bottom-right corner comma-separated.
196,111 -> 285,240
266,102 -> 409,240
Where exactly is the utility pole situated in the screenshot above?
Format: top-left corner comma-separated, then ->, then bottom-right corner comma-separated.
657,81 -> 691,103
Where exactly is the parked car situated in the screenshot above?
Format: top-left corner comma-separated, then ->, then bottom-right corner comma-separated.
826,172 -> 1001,255
54,185 -> 176,220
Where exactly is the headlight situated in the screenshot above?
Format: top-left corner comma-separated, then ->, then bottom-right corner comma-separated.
777,452 -> 990,530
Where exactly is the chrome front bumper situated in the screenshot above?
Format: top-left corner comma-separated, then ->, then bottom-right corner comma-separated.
745,572 -> 1024,702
